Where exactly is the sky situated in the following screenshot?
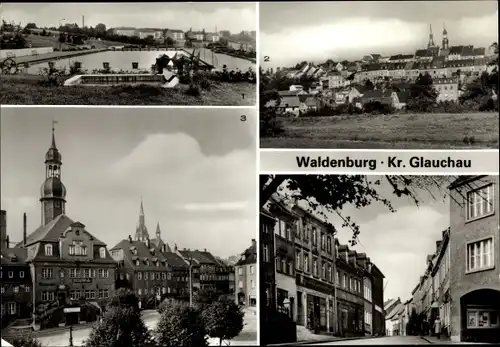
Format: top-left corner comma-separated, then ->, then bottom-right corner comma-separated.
0,2 -> 256,33
1,107 -> 257,258
271,175 -> 466,303
260,1 -> 499,68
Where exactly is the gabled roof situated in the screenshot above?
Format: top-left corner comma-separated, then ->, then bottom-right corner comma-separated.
163,252 -> 189,269
167,29 -> 184,33
236,241 -> 257,266
394,91 -> 410,103
449,45 -> 464,55
461,45 -> 474,56
179,250 -> 216,264
16,214 -> 106,248
473,47 -> 485,56
112,239 -> 168,270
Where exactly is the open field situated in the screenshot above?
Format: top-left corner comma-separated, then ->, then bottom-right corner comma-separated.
261,113 -> 499,149
0,75 -> 255,106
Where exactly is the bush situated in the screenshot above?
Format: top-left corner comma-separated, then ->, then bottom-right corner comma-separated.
155,301 -> 207,347
186,84 -> 201,96
202,296 -> 244,346
193,288 -> 224,310
8,334 -> 44,347
84,306 -> 154,347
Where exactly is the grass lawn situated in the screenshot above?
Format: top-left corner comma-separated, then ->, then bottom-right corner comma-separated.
261,113 -> 499,149
0,75 -> 255,106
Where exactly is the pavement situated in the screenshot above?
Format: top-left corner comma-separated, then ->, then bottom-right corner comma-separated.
33,308 -> 257,346
314,335 -> 430,345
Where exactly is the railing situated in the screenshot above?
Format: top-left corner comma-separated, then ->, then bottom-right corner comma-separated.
80,74 -> 165,85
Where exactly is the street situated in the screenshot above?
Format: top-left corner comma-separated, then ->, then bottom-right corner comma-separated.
315,336 -> 429,345
34,308 -> 257,346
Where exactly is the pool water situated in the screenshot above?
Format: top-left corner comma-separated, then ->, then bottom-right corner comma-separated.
27,48 -> 254,74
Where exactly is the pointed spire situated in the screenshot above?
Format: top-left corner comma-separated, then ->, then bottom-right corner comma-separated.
156,222 -> 161,236
140,197 -> 144,216
51,120 -> 58,149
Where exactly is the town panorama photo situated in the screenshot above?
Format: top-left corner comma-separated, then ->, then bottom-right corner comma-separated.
260,1 -> 499,149
0,2 -> 257,106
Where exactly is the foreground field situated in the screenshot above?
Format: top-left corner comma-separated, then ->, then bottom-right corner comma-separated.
261,113 -> 499,149
0,76 -> 255,106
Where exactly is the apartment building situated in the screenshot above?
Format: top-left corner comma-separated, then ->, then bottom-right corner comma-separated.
430,228 -> 451,337
235,239 -> 257,307
448,176 -> 499,343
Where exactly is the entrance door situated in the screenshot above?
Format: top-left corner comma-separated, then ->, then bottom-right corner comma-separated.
58,292 -> 66,306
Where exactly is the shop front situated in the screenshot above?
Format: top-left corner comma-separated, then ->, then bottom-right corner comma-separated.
337,289 -> 364,337
460,289 -> 500,343
296,274 -> 335,334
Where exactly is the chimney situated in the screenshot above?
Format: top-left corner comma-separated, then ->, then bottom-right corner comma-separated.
436,240 -> 442,251
147,237 -> 151,249
174,243 -> 178,252
204,248 -> 206,252
23,213 -> 27,246
128,235 -> 132,242
5,235 -> 9,248
251,239 -> 256,248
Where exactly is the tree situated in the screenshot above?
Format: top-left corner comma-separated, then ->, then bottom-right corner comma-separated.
84,306 -> 155,347
107,288 -> 140,312
406,72 -> 438,112
202,296 -> 244,346
155,300 -> 208,347
260,175 -> 459,245
166,36 -> 175,46
25,23 -> 37,29
95,23 -> 106,33
193,287 -> 225,309
364,79 -> 374,89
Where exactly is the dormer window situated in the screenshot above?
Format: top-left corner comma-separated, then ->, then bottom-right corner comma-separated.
135,260 -> 140,266
99,247 -> 106,259
45,244 -> 53,256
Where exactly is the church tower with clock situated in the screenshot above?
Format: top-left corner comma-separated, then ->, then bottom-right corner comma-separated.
40,123 -> 67,225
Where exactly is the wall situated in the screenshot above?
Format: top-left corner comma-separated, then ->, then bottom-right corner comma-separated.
449,176 -> 500,342
0,47 -> 54,59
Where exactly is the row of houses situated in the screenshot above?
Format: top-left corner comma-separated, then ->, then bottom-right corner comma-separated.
384,176 -> 499,344
0,128 -> 245,330
260,195 -> 386,340
112,27 -> 256,43
269,76 -> 461,117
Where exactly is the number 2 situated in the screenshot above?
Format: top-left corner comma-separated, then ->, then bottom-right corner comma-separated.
264,56 -> 270,62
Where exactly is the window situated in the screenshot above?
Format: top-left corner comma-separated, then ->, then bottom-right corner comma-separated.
250,266 -> 255,274
99,247 -> 106,259
288,261 -> 293,275
239,280 -> 243,288
327,237 -> 332,253
99,269 -> 109,278
263,244 -> 270,262
137,272 -> 142,280
281,258 -> 286,274
8,271 -> 13,278
276,255 -> 281,272
467,238 -> 494,272
304,253 -> 309,273
14,286 -> 19,293
251,280 -> 255,288
238,267 -> 243,275
138,289 -> 142,296
320,233 -> 325,250
467,184 -> 495,220
41,291 -> 54,301
312,227 -> 317,245
467,309 -> 500,329
8,302 -> 16,315
19,271 -> 24,278
328,264 -> 332,282
45,244 -> 53,256
295,220 -> 301,238
343,274 -> 347,289
0,287 -> 4,294
286,226 -> 291,241
336,270 -> 340,284
42,268 -> 53,279
296,250 -> 302,270
313,257 -> 318,276
322,262 -> 326,279
25,286 -> 30,292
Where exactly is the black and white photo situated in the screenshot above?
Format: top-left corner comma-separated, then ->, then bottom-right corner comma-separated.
0,107 -> 258,346
260,1 -> 499,149
259,174 -> 499,345
0,2 -> 256,105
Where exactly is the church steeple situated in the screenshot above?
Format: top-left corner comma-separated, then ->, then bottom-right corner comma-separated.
155,222 -> 161,240
135,198 -> 149,242
40,120 -> 66,226
442,23 -> 449,50
428,24 -> 436,49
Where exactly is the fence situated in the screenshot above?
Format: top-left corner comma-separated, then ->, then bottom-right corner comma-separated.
0,47 -> 54,59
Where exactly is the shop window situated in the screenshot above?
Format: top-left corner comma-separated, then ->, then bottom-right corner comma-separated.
467,309 -> 500,329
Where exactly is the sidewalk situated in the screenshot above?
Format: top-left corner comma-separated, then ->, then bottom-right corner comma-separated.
421,335 -> 454,344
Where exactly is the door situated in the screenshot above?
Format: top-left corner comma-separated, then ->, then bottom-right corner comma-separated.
58,292 -> 66,306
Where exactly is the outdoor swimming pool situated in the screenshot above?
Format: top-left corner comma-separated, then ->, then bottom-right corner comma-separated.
27,48 -> 255,74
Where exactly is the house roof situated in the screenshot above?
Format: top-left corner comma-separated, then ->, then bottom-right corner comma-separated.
179,250 -> 216,264
114,27 -> 136,30
361,90 -> 392,99
449,45 -> 464,55
16,214 -> 106,248
168,29 -> 184,33
415,49 -> 429,57
111,238 -> 188,270
461,45 -> 474,56
1,247 -> 28,265
473,47 -> 485,56
235,241 -> 257,266
394,91 -> 410,103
